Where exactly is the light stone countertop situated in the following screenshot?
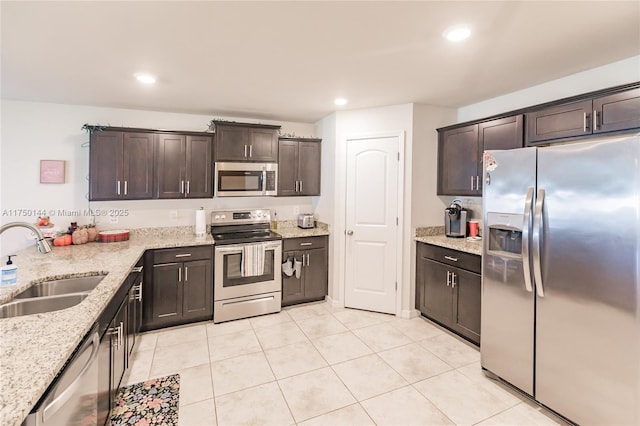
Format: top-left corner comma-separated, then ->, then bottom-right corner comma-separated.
414,227 -> 482,256
0,227 -> 213,426
274,221 -> 330,239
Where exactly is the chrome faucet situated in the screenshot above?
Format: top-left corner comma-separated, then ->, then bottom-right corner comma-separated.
0,222 -> 52,254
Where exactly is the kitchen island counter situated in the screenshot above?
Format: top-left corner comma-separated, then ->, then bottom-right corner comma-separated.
0,227 -> 213,426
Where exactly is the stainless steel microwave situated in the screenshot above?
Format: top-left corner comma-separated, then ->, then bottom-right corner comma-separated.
214,162 -> 278,197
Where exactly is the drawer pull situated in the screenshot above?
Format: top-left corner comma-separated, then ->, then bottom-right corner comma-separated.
300,242 -> 313,246
444,256 -> 458,262
175,253 -> 192,258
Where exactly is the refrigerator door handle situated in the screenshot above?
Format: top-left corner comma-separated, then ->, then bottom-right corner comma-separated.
521,187 -> 535,293
532,188 -> 545,297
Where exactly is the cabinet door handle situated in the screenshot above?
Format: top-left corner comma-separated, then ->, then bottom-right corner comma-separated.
300,242 -> 313,246
108,326 -> 119,348
124,181 -> 128,195
301,254 -> 305,267
444,256 -> 458,262
117,181 -> 121,195
249,145 -> 253,158
181,180 -> 185,194
307,253 -> 310,267
119,322 -> 124,348
583,112 -> 587,132
471,176 -> 474,191
295,180 -> 299,192
593,109 -> 598,131
175,253 -> 192,258
178,268 -> 182,282
446,271 -> 451,287
451,273 -> 457,288
186,181 -> 190,195
244,145 -> 248,157
475,176 -> 480,191
300,180 -> 303,193
136,283 -> 143,301
185,266 -> 188,282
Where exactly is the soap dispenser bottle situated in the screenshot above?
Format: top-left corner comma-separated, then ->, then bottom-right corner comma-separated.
1,255 -> 17,286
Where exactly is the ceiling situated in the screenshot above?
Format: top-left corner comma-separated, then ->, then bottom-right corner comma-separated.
2,1 -> 639,123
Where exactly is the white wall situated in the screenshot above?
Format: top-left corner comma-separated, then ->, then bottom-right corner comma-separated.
315,104 -> 411,313
0,100 -> 315,255
409,104 -> 457,311
312,113 -> 337,299
458,55 -> 640,122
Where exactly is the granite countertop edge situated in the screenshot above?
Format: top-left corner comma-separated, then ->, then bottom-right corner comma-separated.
0,230 -> 214,426
414,227 -> 482,256
274,222 -> 330,239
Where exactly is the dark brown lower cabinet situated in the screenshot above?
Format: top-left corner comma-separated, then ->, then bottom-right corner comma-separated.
416,242 -> 481,345
282,236 -> 328,306
142,246 -> 213,331
97,270 -> 137,426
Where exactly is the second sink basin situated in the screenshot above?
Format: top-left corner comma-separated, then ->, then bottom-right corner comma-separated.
0,293 -> 90,319
15,275 -> 106,299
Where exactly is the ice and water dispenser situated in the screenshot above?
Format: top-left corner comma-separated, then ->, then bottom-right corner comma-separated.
486,212 -> 523,256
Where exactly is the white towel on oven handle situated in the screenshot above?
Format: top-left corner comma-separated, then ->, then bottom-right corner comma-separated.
241,243 -> 266,277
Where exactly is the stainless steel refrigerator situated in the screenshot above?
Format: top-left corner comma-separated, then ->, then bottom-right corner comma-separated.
481,133 -> 640,425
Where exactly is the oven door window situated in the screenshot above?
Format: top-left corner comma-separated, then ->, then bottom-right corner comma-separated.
218,171 -> 262,192
222,249 -> 275,287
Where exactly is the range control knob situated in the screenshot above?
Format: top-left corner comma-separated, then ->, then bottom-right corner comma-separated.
214,215 -> 220,221
221,215 -> 226,220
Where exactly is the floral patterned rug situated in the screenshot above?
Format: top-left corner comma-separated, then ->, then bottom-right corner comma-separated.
109,374 -> 180,426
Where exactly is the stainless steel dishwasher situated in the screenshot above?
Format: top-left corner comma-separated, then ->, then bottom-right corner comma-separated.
24,324 -> 100,426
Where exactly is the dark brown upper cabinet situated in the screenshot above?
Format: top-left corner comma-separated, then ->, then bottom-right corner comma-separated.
593,88 -> 640,134
437,115 -> 523,196
526,87 -> 640,145
526,99 -> 593,144
213,121 -> 280,162
438,124 -> 479,196
156,134 -> 212,198
278,137 -> 321,196
89,131 -> 154,201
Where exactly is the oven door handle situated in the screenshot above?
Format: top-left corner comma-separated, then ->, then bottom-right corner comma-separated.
215,242 -> 281,254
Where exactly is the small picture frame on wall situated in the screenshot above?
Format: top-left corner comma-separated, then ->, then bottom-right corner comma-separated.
40,160 -> 65,184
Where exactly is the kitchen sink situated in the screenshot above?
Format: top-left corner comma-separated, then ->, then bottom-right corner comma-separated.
0,293 -> 90,319
14,275 -> 105,299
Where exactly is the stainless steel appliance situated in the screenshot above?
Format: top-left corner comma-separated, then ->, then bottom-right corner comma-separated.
481,134 -> 640,425
297,213 -> 315,229
211,209 -> 282,323
444,200 -> 468,238
24,325 -> 100,426
214,162 -> 277,197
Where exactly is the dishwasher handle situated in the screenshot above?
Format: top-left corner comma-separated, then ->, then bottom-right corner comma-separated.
42,326 -> 100,423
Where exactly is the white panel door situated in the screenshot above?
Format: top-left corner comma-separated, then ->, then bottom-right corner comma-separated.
345,136 -> 399,314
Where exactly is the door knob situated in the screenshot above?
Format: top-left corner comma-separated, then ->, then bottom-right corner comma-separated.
346,230 -> 354,235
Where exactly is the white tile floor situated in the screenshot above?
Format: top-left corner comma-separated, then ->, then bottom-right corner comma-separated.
122,301 -> 565,426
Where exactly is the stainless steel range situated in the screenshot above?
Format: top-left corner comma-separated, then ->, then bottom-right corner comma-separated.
211,209 -> 282,323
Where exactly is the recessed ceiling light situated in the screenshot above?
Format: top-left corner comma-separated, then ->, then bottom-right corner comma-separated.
334,98 -> 348,106
443,25 -> 471,42
134,73 -> 156,84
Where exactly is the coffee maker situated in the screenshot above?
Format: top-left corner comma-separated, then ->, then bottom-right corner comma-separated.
445,200 -> 468,238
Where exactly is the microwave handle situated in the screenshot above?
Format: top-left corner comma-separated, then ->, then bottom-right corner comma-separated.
261,169 -> 266,194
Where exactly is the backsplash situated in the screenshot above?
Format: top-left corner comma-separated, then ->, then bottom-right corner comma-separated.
89,198 -> 318,231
